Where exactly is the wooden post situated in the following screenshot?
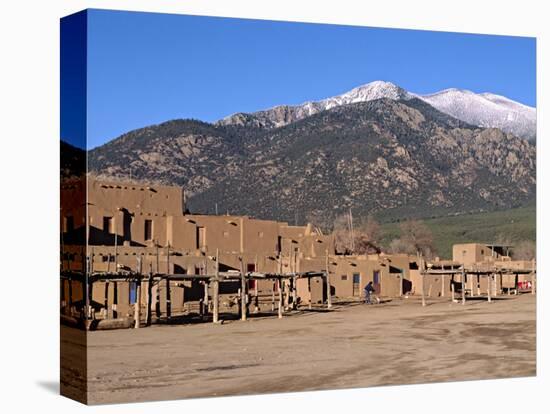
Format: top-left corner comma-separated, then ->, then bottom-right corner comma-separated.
277,278 -> 283,319
104,280 -> 109,319
240,257 -> 247,321
68,276 -> 73,316
203,281 -> 209,315
421,272 -> 426,307
271,284 -> 276,312
419,256 -> 426,307
85,255 -> 90,320
326,250 -> 332,308
165,279 -> 172,320
292,276 -> 298,310
134,280 -> 141,329
212,249 -> 220,324
515,273 -> 519,295
441,274 -> 445,297
114,232 -> 118,272
308,277 -> 312,310
146,263 -> 153,326
451,275 -> 455,303
254,255 -> 259,313
90,247 -> 94,274
461,267 -> 466,305
487,275 -> 492,303
134,256 -> 142,328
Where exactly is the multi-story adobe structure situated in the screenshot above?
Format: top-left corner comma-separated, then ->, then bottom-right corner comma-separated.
61,178 -> 534,326
60,177 -> 419,324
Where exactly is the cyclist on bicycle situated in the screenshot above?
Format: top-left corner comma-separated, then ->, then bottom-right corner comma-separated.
364,281 -> 374,304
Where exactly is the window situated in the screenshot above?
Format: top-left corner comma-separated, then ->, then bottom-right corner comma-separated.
144,219 -> 153,241
64,216 -> 74,233
258,231 -> 264,238
353,273 -> 361,284
373,270 -> 380,284
481,249 -> 484,255
247,263 -> 256,272
341,275 -> 348,281
103,216 -> 114,234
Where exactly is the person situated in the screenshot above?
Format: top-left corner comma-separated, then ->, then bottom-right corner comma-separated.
364,281 -> 375,304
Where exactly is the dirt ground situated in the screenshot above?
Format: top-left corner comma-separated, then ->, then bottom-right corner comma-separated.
61,293 -> 536,405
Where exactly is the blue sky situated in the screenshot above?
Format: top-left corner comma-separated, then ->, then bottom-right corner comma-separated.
78,9 -> 536,149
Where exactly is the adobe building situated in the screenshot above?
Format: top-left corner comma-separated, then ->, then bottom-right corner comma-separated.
62,178 -> 534,326
452,243 -> 512,265
61,177 -> 421,326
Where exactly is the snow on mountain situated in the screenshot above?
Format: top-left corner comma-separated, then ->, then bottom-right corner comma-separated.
218,81 -> 536,140
419,88 -> 536,141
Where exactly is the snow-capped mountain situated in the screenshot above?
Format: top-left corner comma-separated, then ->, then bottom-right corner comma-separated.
420,88 -> 536,141
218,81 -> 536,141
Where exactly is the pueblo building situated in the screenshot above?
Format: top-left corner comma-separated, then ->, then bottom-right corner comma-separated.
60,177 -> 420,327
60,177 -> 535,328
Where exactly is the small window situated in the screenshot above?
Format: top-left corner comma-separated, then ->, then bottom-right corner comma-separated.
481,249 -> 484,255
64,216 -> 74,233
144,219 -> 153,241
373,271 -> 380,284
103,216 -> 114,234
341,275 -> 348,281
258,231 -> 264,238
353,273 -> 361,284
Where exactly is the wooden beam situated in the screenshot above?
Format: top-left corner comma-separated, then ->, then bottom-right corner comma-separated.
240,257 -> 247,321
254,255 -> 259,313
451,277 -> 455,303
277,278 -> 283,319
487,275 -> 492,303
85,255 -> 91,320
114,233 -> 118,271
203,281 -> 209,318
146,263 -> 153,326
104,281 -> 109,319
461,267 -> 466,305
134,282 -> 141,329
326,250 -> 332,309
134,256 -> 142,328
308,278 -> 312,310
68,277 -> 73,315
212,249 -> 220,324
292,276 -> 298,310
165,278 -> 172,320
420,257 -> 426,307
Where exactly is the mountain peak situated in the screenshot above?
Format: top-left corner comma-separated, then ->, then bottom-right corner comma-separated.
217,80 -> 535,141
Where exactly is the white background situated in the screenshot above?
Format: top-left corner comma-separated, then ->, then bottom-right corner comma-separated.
0,0 -> 547,412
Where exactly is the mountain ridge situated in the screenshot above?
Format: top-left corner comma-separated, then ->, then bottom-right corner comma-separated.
88,97 -> 535,227
218,80 -> 536,141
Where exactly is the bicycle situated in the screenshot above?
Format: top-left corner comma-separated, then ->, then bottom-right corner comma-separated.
364,291 -> 380,305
